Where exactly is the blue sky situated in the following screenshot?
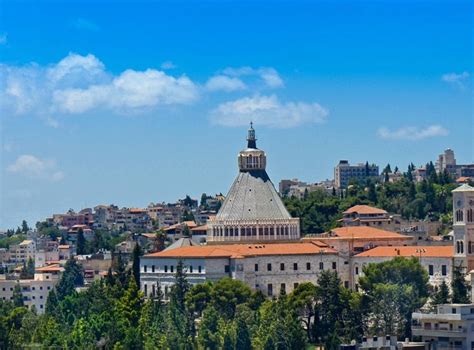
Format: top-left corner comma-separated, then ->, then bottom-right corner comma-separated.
0,0 -> 472,229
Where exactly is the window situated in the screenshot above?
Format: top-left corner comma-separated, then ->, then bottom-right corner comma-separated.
442,265 -> 447,276
280,283 -> 286,294
332,262 -> 337,270
293,263 -> 298,271
319,262 -> 324,270
255,264 -> 259,272
225,265 -> 230,273
294,283 -> 299,289
267,284 -> 273,296
280,263 -> 285,271
267,263 -> 272,271
429,265 -> 434,276
355,266 -> 359,275
452,308 -> 457,314
198,266 -> 202,273
164,265 -> 168,273
170,266 -> 174,273
344,281 -> 349,288
189,266 -> 193,273
151,265 -> 155,273
144,284 -> 148,296
144,265 -> 147,273
306,262 -> 311,270
456,209 -> 464,222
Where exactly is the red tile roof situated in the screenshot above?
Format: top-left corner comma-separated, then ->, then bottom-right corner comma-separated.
144,241 -> 337,259
355,245 -> 454,258
343,205 -> 387,215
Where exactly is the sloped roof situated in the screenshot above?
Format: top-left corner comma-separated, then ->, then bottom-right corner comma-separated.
216,170 -> 291,221
452,184 -> 474,192
164,237 -> 198,251
145,241 -> 336,259
308,226 -> 412,240
343,205 -> 387,215
355,245 -> 453,258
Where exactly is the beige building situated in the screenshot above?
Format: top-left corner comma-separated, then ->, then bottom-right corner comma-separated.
412,303 -> 474,349
0,269 -> 62,313
9,240 -> 36,263
452,184 -> 474,272
352,245 -> 454,290
334,160 -> 379,189
141,241 -> 341,298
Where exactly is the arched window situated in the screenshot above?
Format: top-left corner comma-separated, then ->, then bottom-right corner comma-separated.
467,209 -> 473,223
456,241 -> 460,254
456,209 -> 464,222
460,241 -> 464,254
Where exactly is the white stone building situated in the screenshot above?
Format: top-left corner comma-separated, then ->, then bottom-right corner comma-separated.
334,160 -> 379,189
352,246 -> 454,290
452,184 -> 474,272
412,303 -> 474,349
9,240 -> 36,263
140,241 -> 339,298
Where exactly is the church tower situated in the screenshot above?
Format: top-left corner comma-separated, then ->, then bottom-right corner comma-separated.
452,184 -> 474,272
207,123 -> 300,243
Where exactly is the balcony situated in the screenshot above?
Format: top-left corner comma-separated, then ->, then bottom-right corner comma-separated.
412,325 -> 466,338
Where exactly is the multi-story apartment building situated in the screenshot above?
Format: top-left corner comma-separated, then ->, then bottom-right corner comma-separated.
334,160 -> 379,189
0,271 -> 61,313
412,303 -> 474,349
9,240 -> 36,263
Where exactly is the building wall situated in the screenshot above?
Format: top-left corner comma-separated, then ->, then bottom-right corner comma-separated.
0,274 -> 59,313
352,255 -> 453,290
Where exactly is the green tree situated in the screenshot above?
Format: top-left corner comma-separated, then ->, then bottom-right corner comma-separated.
21,220 -> 29,234
12,285 -> 24,308
451,265 -> 470,304
431,280 -> 450,307
197,305 -> 221,350
186,283 -> 212,318
76,228 -> 86,255
211,278 -> 251,320
132,242 -> 142,287
289,282 -> 317,342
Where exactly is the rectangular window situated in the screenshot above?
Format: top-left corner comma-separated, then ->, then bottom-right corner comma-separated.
428,265 -> 434,276
280,263 -> 285,271
170,266 -> 174,273
267,284 -> 273,296
306,262 -> 311,270
442,265 -> 447,276
189,266 -> 193,273
355,267 -> 359,275
332,262 -> 337,270
267,263 -> 272,271
164,265 -> 168,273
198,266 -> 202,273
144,284 -> 148,296
319,262 -> 324,270
144,265 -> 147,273
225,265 -> 230,273
280,283 -> 286,294
255,264 -> 259,272
294,283 -> 299,289
344,281 -> 349,288
293,263 -> 298,271
151,265 -> 155,273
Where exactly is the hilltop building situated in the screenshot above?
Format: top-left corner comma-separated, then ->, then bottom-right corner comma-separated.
334,160 -> 379,189
452,183 -> 474,272
206,124 -> 300,243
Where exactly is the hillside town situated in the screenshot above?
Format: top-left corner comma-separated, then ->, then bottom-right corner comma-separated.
1,125 -> 473,349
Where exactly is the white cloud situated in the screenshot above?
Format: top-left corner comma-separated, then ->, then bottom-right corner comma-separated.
441,71 -> 470,88
210,95 -> 328,128
0,53 -> 199,117
7,155 -> 64,181
205,75 -> 246,92
221,66 -> 284,88
377,125 -> 449,140
161,61 -> 177,70
0,33 -> 7,45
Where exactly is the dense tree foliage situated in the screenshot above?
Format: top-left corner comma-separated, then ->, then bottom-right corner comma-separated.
284,170 -> 457,234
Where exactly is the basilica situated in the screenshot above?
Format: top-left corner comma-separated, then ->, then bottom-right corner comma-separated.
207,123 -> 300,243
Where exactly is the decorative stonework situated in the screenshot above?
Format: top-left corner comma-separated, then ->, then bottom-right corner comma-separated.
207,124 -> 300,243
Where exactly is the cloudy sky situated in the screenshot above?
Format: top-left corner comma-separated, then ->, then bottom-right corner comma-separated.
0,0 -> 472,229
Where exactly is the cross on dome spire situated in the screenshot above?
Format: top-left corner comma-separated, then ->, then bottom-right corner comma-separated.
247,121 -> 257,149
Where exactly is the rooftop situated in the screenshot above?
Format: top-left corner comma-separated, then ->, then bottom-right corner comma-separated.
144,241 -> 336,259
452,183 -> 474,192
343,205 -> 388,215
308,226 -> 412,240
355,245 -> 453,258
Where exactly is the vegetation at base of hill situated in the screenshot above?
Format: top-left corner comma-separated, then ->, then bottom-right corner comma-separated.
284,164 -> 458,234
0,256 -> 442,349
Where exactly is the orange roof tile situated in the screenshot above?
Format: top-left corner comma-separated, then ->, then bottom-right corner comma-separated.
58,245 -> 70,249
191,224 -> 207,231
456,176 -> 472,183
36,264 -> 64,272
328,226 -> 411,240
343,205 -> 387,215
144,241 -> 337,259
355,245 -> 454,258
129,208 -> 147,213
164,221 -> 198,231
